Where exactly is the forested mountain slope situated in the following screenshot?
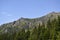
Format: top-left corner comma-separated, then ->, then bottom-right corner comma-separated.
0,12 -> 60,40
0,12 -> 60,33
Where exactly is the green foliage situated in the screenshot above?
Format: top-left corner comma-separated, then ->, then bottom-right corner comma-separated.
0,16 -> 60,40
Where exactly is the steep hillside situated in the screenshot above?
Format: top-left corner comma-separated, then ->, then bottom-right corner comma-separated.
0,12 -> 60,33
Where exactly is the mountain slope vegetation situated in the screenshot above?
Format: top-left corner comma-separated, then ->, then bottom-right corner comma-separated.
0,12 -> 60,40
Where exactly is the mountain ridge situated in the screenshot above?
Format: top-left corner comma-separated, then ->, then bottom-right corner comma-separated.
0,12 -> 60,26
0,12 -> 60,33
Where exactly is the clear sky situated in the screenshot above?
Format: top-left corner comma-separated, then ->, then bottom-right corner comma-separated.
0,0 -> 60,25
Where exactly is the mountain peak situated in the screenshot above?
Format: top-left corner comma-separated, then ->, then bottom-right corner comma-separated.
49,12 -> 60,15
46,12 -> 60,17
0,12 -> 60,31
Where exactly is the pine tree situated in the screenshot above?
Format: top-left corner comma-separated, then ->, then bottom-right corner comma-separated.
25,29 -> 30,40
29,27 -> 38,40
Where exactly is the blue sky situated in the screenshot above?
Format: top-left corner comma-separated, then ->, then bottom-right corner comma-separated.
0,0 -> 60,25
